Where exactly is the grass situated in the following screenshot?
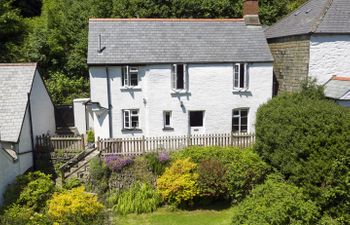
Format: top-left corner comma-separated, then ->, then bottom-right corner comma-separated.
113,206 -> 233,225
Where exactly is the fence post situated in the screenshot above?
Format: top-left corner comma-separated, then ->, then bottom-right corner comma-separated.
142,136 -> 146,154
230,132 -> 234,147
187,134 -> 191,147
81,134 -> 85,149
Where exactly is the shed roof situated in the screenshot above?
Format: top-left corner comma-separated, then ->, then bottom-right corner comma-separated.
265,0 -> 350,39
88,18 -> 273,65
324,76 -> 350,100
0,63 -> 37,143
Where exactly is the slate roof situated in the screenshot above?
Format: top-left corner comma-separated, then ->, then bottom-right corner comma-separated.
0,63 -> 37,143
88,18 -> 273,65
265,0 -> 350,39
324,76 -> 350,99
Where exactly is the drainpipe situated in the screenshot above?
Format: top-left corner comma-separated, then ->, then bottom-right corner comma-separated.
27,93 -> 36,170
106,67 -> 113,138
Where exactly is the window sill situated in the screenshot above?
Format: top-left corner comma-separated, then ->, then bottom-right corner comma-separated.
121,128 -> 143,132
163,127 -> 174,131
232,88 -> 250,93
171,90 -> 191,96
121,86 -> 142,91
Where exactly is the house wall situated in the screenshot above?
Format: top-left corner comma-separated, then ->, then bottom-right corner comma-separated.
18,107 -> 34,173
268,35 -> 310,92
0,148 -> 20,205
90,63 -> 273,138
309,34 -> 350,85
73,98 -> 93,135
30,71 -> 56,138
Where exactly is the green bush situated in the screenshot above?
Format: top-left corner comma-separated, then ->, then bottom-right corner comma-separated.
87,129 -> 95,143
63,178 -> 82,190
172,146 -> 269,201
87,157 -> 110,197
109,182 -> 161,215
144,152 -> 169,176
0,204 -> 51,225
255,89 -> 350,217
197,159 -> 229,200
157,158 -> 200,207
3,171 -> 55,210
231,174 -> 320,225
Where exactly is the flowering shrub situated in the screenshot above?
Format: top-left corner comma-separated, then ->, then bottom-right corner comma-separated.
157,158 -> 200,207
158,151 -> 170,163
105,155 -> 134,172
47,186 -> 104,224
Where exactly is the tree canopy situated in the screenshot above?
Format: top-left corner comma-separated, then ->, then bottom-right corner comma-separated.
1,0 -> 307,104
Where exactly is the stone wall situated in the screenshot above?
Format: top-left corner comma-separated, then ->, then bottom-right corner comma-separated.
268,35 -> 310,93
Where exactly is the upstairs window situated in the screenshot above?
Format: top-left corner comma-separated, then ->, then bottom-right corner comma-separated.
234,63 -> 249,89
122,66 -> 139,87
171,64 -> 187,90
123,109 -> 139,129
232,108 -> 248,133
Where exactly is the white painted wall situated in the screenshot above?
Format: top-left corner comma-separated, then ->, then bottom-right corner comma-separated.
30,71 -> 56,139
0,149 -> 20,205
90,63 -> 273,138
309,34 -> 350,84
73,98 -> 91,135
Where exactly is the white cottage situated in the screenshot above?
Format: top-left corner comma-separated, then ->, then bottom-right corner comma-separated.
0,63 -> 56,205
87,0 -> 273,139
266,0 -> 350,92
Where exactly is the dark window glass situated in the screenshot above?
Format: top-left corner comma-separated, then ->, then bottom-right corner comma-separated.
177,64 -> 184,89
190,111 -> 204,127
240,63 -> 245,88
130,72 -> 138,86
165,112 -> 171,126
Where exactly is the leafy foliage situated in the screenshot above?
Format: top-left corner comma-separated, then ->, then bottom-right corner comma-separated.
87,157 -> 110,196
45,71 -> 89,105
87,129 -> 95,143
231,174 -> 320,225
0,204 -> 51,225
145,151 -> 170,175
108,182 -> 161,215
172,146 -> 269,201
157,158 -> 200,207
255,88 -> 350,220
3,171 -> 55,210
47,186 -> 104,224
197,159 -> 229,200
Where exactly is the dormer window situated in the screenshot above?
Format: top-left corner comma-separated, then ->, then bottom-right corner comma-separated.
234,63 -> 249,90
171,64 -> 187,90
122,66 -> 139,87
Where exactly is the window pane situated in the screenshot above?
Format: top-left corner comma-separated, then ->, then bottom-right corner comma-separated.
241,126 -> 248,133
240,63 -> 245,88
234,65 -> 239,88
232,117 -> 239,126
130,72 -> 138,86
241,109 -> 248,117
190,111 -> 204,127
241,117 -> 248,126
131,116 -> 139,128
232,125 -> 240,133
177,64 -> 184,89
233,110 -> 239,116
165,112 -> 171,126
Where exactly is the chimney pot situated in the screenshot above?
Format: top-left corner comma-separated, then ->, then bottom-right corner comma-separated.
243,0 -> 260,26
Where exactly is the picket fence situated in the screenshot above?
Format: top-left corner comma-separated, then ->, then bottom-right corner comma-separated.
97,133 -> 255,156
36,134 -> 85,152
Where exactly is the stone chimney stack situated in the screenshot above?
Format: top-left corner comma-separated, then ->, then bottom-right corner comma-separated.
243,0 -> 260,26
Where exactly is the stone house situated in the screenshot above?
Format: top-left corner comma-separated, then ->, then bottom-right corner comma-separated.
0,63 -> 56,205
265,0 -> 350,93
87,0 -> 273,139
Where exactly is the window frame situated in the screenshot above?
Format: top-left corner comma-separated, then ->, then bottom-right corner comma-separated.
123,109 -> 140,129
232,108 -> 249,133
171,64 -> 187,91
233,63 -> 249,90
122,66 -> 139,87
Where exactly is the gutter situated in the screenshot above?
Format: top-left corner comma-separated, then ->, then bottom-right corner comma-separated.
27,93 -> 36,170
106,67 -> 113,138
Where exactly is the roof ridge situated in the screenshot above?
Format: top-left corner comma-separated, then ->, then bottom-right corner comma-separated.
311,0 -> 333,33
89,18 -> 244,22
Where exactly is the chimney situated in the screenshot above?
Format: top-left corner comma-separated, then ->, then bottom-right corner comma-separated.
243,0 -> 260,26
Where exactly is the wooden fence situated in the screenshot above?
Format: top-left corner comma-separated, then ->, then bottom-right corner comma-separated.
36,134 -> 85,152
97,133 -> 255,156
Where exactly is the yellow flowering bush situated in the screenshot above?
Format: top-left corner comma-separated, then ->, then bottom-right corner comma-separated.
47,186 -> 104,224
157,158 -> 200,206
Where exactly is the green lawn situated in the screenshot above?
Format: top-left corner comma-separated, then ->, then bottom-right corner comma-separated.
114,207 -> 233,225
